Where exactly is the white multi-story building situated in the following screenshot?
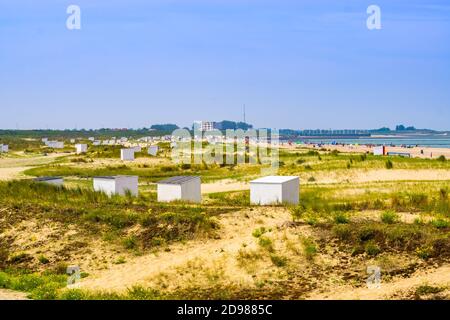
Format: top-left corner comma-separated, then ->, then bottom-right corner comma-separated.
193,121 -> 217,132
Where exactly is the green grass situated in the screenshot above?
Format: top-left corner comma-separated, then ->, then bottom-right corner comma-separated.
0,270 -> 67,300
380,211 -> 399,224
301,237 -> 317,261
0,180 -> 223,255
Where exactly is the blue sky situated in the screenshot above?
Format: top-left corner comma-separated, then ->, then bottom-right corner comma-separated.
1,0 -> 449,130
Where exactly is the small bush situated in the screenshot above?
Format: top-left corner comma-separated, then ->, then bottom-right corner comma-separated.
385,159 -> 393,169
381,211 -> 399,224
332,225 -> 351,240
365,241 -> 381,256
38,255 -> 50,264
270,254 -> 287,267
252,227 -> 267,238
334,212 -> 349,224
415,285 -> 444,296
430,219 -> 449,229
258,236 -> 274,252
437,155 -> 446,162
301,238 -> 317,261
416,246 -> 433,260
439,188 -> 448,200
122,236 -> 138,250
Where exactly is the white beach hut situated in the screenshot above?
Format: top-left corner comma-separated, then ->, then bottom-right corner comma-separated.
93,176 -> 138,197
46,141 -> 64,149
250,176 -> 299,205
75,144 -> 88,154
373,146 -> 386,156
34,177 -> 64,187
157,176 -> 201,203
148,146 -> 159,156
0,145 -> 8,153
120,148 -> 135,161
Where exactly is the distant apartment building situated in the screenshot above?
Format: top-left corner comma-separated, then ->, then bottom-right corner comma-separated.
193,121 -> 217,132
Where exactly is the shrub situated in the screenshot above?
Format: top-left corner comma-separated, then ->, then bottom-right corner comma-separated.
30,282 -> 60,300
270,254 -> 287,267
252,227 -> 267,238
332,225 -> 351,240
307,176 -> 316,182
301,238 -> 317,261
437,155 -> 446,162
365,241 -> 381,256
439,188 -> 448,200
122,236 -> 138,250
334,212 -> 349,224
330,149 -> 339,156
258,236 -> 274,252
385,159 -> 393,169
38,255 -> 50,264
416,246 -> 433,260
430,219 -> 449,229
290,206 -> 303,221
409,194 -> 428,207
380,211 -> 399,224
358,226 -> 379,242
236,249 -> 263,267
415,285 -> 444,297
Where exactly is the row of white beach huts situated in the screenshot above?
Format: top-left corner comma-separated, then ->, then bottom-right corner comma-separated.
0,144 -> 8,153
34,175 -> 299,205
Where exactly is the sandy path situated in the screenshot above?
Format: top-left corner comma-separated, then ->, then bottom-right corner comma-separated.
202,179 -> 248,193
0,153 -> 66,180
0,289 -> 29,300
307,264 -> 450,300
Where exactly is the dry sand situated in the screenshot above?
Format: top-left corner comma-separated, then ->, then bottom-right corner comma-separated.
202,179 -> 248,193
77,208 -> 292,292
0,289 -> 29,300
0,153 -> 65,180
307,264 -> 450,300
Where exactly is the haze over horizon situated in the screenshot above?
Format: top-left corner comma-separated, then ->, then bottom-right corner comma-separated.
1,0 -> 449,130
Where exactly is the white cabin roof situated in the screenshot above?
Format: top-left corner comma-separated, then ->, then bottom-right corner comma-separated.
250,176 -> 299,184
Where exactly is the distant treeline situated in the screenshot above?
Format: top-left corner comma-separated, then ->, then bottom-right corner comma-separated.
0,127 -> 173,140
